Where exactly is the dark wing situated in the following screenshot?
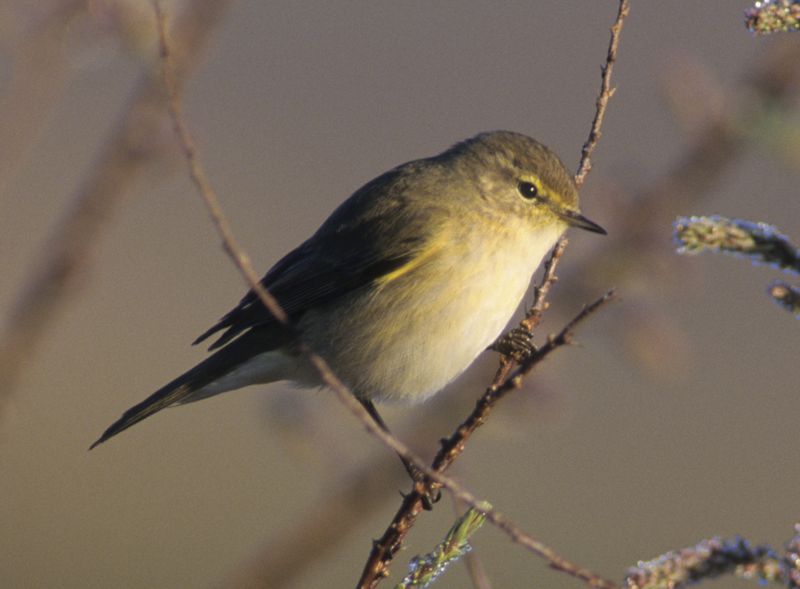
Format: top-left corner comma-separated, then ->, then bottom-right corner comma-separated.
90,326 -> 292,449
194,164 -> 431,350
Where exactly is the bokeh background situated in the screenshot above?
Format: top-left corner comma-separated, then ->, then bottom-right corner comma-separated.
1,1 -> 799,588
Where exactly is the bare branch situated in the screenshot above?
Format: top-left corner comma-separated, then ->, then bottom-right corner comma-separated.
0,0 -> 83,200
223,462 -> 407,589
153,1 -> 289,326
575,0 -> 630,188
463,545 -> 494,589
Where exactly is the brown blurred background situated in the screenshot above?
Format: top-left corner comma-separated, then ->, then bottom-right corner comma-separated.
1,1 -> 799,588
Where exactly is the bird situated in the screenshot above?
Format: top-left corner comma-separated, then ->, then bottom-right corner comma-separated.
90,131 -> 605,449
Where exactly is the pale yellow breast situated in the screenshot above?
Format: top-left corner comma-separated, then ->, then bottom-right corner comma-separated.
305,219 -> 566,403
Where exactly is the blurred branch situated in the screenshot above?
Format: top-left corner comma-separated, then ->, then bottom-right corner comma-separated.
462,535 -> 494,589
0,0 -> 83,200
786,524 -> 800,588
674,215 -> 800,273
0,0 -> 234,417
222,459 -> 408,589
567,38 -> 800,314
674,215 -> 800,317
624,534 -> 790,589
745,0 -> 800,34
553,36 -> 800,375
463,554 -> 493,589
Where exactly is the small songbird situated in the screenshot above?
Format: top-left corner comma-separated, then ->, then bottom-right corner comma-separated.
91,131 -> 605,449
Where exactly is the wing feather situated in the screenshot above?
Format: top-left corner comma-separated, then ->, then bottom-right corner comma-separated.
194,164 -> 434,350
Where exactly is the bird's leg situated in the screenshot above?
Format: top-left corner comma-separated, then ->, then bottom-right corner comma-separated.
359,398 -> 418,479
489,325 -> 538,363
358,398 -> 440,508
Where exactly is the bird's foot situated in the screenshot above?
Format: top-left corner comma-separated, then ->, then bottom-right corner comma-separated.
402,459 -> 441,509
489,326 -> 538,363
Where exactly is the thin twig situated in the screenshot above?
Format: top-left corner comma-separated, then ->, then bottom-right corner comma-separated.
522,236 -> 569,331
463,549 -> 494,589
487,238 -> 569,396
567,39 -> 800,304
0,0 -> 83,200
224,462 -> 408,588
439,242 -> 571,475
575,0 -> 629,188
153,1 -> 288,326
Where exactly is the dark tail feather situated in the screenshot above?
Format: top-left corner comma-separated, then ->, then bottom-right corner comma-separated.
90,327 -> 289,449
89,380 -> 201,450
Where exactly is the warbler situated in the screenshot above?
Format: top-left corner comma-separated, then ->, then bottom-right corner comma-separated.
91,131 -> 605,449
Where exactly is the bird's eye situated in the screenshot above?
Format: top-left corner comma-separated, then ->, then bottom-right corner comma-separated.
517,181 -> 539,200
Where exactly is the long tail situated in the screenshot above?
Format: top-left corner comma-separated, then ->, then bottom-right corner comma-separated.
90,328 -> 289,449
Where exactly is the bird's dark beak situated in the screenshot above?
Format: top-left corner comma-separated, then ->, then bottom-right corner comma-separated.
557,208 -> 607,235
